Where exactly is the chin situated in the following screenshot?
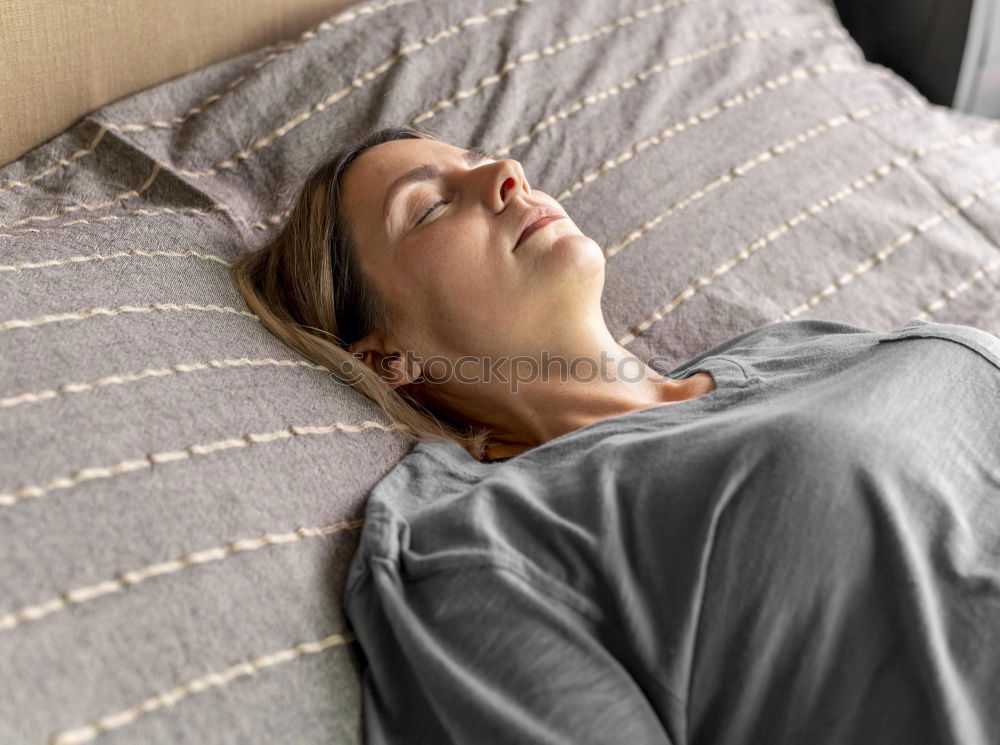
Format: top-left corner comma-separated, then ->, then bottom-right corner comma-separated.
552,232 -> 605,265
530,233 -> 606,291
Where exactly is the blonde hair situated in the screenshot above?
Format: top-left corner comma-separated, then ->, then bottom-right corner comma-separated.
229,124 -> 492,460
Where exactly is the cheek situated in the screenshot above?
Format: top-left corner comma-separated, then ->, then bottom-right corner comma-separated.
408,232 -> 504,322
422,265 -> 492,323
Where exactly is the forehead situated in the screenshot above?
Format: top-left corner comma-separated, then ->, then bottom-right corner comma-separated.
341,137 -> 466,232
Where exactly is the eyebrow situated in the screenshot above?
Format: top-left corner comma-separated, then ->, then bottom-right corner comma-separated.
381,147 -> 490,228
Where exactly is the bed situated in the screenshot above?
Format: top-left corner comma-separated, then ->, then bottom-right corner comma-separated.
1,0 -> 998,742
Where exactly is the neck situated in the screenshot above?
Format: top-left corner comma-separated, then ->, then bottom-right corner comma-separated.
419,318 -> 715,459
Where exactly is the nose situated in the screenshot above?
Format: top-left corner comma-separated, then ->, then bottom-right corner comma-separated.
496,161 -> 529,205
500,177 -> 516,201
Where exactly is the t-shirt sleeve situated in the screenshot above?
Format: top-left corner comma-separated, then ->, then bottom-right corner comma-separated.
345,560 -> 674,745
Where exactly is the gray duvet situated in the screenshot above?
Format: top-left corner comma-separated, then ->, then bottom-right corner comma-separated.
345,318 -> 1000,744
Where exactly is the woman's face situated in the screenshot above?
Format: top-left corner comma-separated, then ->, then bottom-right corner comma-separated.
340,137 -> 606,363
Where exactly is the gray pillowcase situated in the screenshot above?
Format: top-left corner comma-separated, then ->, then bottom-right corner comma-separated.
1,0 -> 998,742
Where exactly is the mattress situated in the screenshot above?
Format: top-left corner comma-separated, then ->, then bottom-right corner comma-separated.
1,0 -> 998,742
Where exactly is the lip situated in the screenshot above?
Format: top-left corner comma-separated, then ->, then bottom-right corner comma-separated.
514,206 -> 567,251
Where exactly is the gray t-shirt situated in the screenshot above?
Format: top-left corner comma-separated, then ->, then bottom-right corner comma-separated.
342,318 -> 1000,745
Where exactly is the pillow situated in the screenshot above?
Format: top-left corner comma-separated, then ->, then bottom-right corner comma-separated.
1,0 -> 998,742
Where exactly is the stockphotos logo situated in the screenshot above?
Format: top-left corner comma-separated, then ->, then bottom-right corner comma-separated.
341,349 -> 679,392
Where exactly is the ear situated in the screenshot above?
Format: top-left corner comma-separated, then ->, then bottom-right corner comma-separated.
348,334 -> 422,390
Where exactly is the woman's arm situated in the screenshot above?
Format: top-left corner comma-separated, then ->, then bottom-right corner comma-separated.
347,561 -> 675,745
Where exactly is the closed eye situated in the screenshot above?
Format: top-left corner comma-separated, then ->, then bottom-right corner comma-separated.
417,198 -> 449,225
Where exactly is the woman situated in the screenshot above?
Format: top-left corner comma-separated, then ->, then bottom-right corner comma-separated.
231,125 -> 1000,744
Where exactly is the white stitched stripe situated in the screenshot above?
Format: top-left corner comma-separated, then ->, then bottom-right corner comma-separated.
0,520 -> 362,633
490,31 -> 857,159
617,121 -> 1000,345
0,202 -> 288,239
48,632 -> 357,745
775,176 -> 1000,322
0,357 -> 333,410
0,302 -> 257,333
0,419 -> 408,507
0,165 -> 161,231
231,205 -> 294,231
913,256 -> 1000,321
0,127 -> 108,194
604,95 -> 922,261
0,247 -> 232,273
0,205 -> 230,239
410,0 -> 708,126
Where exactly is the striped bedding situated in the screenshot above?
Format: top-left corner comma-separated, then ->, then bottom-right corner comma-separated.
1,0 -> 998,742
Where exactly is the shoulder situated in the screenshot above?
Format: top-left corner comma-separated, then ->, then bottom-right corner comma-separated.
876,318 -> 1000,371
721,318 -> 882,352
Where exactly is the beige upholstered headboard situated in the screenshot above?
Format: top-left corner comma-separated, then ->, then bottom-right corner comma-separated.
0,0 -> 364,167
